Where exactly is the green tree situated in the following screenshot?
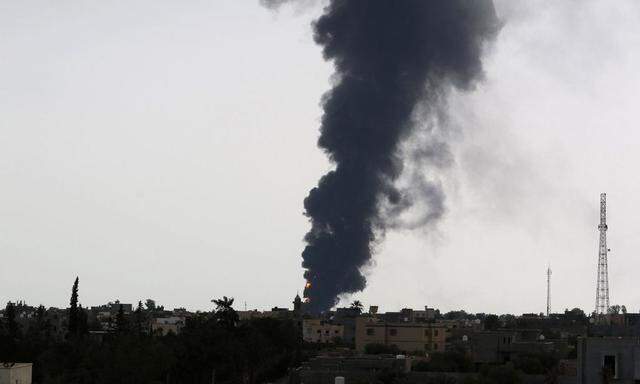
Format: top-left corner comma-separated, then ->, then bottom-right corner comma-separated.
500,314 -> 517,329
212,296 -> 238,329
133,301 -> 146,335
68,277 -> 79,336
0,302 -> 20,361
484,314 -> 499,330
565,308 -> 586,318
77,304 -> 89,336
350,300 -> 364,313
116,304 -> 128,333
3,301 -> 20,343
479,363 -> 522,384
608,305 -> 619,314
413,350 -> 474,372
444,310 -> 469,320
145,299 -> 156,312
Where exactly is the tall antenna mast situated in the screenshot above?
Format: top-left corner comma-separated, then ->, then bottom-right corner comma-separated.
595,193 -> 610,315
546,264 -> 552,317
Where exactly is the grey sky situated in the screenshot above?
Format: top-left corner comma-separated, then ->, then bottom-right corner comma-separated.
2,0 -> 640,314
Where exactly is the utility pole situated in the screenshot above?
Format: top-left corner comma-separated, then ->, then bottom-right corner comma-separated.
595,193 -> 610,315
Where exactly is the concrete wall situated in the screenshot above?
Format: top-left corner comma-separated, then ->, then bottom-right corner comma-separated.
0,363 -> 32,384
577,337 -> 640,384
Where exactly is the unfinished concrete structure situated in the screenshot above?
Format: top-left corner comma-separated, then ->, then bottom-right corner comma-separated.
578,336 -> 640,383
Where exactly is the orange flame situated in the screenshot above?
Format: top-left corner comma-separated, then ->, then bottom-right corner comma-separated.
305,281 -> 312,289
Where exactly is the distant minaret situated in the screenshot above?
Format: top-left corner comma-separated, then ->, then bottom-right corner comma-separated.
546,265 -> 552,317
293,293 -> 302,314
595,193 -> 610,315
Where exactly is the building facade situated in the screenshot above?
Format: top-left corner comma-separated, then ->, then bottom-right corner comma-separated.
303,319 -> 344,343
151,317 -> 185,335
355,317 -> 447,353
578,336 -> 640,383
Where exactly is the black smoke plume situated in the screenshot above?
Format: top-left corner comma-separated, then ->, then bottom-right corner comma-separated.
291,1 -> 499,312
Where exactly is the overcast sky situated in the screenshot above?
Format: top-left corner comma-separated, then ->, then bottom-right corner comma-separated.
2,0 -> 640,315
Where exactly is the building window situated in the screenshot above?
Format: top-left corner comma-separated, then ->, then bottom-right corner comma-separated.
389,329 -> 397,336
425,329 -> 429,336
335,330 -> 339,334
603,355 -> 617,378
366,328 -> 375,336
434,330 -> 439,337
425,344 -> 431,351
434,343 -> 438,350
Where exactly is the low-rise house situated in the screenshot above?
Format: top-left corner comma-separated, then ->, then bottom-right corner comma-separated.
334,308 -> 361,345
303,319 -> 344,343
259,307 -> 293,319
468,330 -> 567,365
469,330 -> 518,364
413,307 -> 437,323
151,317 -> 185,336
355,317 -> 448,354
237,310 -> 265,321
109,303 -> 132,314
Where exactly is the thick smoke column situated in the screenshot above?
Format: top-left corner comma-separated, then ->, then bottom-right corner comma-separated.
299,1 -> 499,312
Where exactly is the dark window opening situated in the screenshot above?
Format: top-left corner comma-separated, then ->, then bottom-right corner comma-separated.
603,355 -> 616,378
389,329 -> 397,336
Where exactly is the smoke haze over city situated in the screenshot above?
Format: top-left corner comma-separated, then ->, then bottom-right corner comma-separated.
2,0 -> 640,315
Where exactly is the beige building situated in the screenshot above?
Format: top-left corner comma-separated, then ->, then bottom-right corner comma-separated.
151,317 -> 185,335
0,363 -> 32,384
355,317 -> 448,354
303,319 -> 344,343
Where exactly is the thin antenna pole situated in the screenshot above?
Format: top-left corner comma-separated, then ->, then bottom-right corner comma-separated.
546,264 -> 552,317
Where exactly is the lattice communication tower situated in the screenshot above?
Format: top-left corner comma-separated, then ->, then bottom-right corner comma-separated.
595,193 -> 610,315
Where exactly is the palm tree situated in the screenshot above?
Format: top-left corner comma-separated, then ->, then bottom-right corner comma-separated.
350,300 -> 364,314
212,296 -> 238,329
